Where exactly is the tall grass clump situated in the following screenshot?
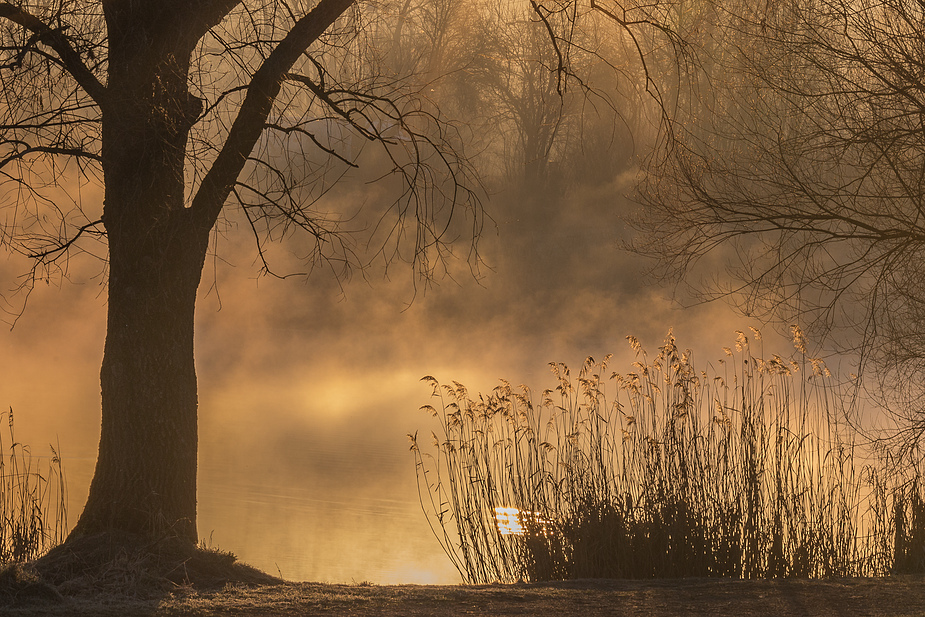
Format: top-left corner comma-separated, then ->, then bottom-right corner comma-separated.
0,408 -> 67,563
410,328 -> 924,583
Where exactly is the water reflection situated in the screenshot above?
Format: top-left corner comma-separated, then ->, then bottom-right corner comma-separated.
494,507 -> 554,537
58,455 -> 459,585
198,463 -> 459,584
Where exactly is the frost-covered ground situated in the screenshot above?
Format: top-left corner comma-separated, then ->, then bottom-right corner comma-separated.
6,577 -> 925,616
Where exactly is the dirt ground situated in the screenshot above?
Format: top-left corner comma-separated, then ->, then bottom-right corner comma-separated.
3,576 -> 925,616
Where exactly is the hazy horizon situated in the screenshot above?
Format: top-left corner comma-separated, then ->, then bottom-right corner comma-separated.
0,173 -> 793,583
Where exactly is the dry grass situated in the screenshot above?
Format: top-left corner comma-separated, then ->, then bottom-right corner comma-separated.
0,531 -> 280,611
0,408 -> 66,565
0,411 -> 278,609
411,328 -> 925,583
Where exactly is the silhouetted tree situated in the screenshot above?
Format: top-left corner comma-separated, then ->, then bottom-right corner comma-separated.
0,0 -> 481,547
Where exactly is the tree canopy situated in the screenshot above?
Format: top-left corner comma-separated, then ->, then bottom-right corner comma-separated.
0,0 -> 483,309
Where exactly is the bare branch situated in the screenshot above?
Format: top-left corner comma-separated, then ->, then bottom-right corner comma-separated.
190,0 -> 355,231
24,218 -> 104,262
1,142 -> 101,170
0,2 -> 106,103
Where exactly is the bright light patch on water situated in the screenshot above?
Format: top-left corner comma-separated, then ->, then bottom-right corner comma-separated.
494,507 -> 526,535
493,507 -> 553,536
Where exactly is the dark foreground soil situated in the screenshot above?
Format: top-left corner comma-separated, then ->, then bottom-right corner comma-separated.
3,576 -> 925,616
1,536 -> 923,615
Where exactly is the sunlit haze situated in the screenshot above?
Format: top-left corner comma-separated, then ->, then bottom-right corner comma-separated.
0,177 -> 779,583
0,0 -> 811,584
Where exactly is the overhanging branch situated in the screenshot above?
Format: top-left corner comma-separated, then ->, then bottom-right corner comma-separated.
0,2 -> 107,104
190,0 -> 355,232
24,218 -> 105,262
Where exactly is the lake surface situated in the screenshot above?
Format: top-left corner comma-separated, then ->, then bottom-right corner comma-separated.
197,461 -> 460,584
60,449 -> 460,585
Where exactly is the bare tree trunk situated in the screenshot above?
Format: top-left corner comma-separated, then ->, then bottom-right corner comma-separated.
73,217 -> 208,543
69,15 -> 210,542
66,0 -> 359,546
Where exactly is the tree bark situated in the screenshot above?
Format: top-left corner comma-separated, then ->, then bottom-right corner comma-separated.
69,7 -> 211,543
73,216 -> 208,543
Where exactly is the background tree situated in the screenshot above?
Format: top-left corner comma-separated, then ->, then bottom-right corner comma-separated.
472,0 -> 567,187
364,0 -> 474,84
0,0 -> 481,549
527,0 -> 925,458
627,0 -> 925,455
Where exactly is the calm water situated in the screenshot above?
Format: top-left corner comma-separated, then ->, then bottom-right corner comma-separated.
197,462 -> 459,584
60,446 -> 460,585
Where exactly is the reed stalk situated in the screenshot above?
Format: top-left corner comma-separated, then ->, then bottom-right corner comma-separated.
411,328 -> 925,583
0,408 -> 67,564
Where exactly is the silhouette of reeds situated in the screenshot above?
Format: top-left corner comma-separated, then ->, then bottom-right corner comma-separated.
411,328 -> 924,583
0,408 -> 67,564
